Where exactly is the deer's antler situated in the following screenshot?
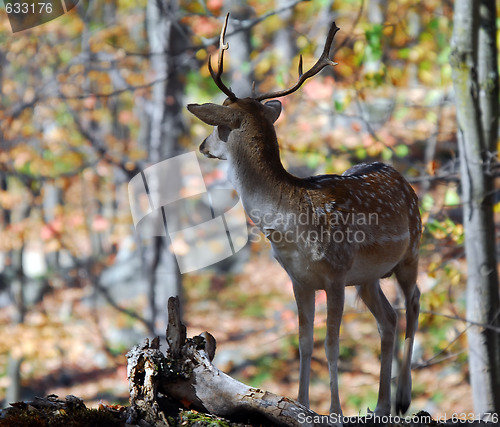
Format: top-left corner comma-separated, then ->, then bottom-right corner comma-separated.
208,13 -> 237,101
254,22 -> 340,101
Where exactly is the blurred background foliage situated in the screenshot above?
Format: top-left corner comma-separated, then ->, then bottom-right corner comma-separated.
0,0 -> 497,419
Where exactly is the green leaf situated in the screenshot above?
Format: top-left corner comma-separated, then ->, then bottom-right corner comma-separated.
334,99 -> 344,112
444,187 -> 460,206
364,24 -> 383,61
398,48 -> 411,59
381,147 -> 393,160
276,72 -> 285,88
355,147 -> 367,160
422,193 -> 434,211
306,152 -> 322,169
437,46 -> 451,65
394,107 -> 409,120
395,144 -> 409,158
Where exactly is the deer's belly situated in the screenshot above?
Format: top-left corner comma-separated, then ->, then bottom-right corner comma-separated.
270,235 -> 408,288
344,258 -> 398,285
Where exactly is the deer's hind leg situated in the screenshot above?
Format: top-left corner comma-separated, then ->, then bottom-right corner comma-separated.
357,280 -> 397,416
394,258 -> 420,414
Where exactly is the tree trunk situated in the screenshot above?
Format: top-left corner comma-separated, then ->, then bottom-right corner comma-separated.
450,0 -> 500,415
140,0 -> 187,334
5,202 -> 30,404
476,0 -> 500,411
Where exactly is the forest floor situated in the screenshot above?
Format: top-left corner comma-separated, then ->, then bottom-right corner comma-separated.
0,231 -> 480,424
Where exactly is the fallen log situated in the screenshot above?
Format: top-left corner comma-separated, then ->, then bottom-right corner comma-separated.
126,296 -> 334,427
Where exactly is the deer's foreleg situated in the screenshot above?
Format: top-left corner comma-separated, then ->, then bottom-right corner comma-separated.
325,283 -> 345,417
293,283 -> 315,408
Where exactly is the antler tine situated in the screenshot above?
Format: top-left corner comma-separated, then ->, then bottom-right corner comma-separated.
255,22 -> 340,102
208,13 -> 237,101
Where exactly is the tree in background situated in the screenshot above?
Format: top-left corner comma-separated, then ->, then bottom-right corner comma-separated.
450,0 -> 500,415
140,0 -> 187,333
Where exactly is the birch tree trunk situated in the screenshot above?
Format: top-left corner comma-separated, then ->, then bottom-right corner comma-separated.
140,0 -> 187,334
450,0 -> 500,415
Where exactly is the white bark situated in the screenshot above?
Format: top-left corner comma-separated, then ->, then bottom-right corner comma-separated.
450,0 -> 500,415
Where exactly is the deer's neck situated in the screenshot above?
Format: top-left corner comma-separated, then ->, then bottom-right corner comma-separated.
226,125 -> 299,223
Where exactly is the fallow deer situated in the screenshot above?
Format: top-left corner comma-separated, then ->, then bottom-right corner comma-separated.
188,14 -> 421,421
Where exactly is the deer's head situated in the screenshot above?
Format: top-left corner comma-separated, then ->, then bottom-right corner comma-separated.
188,14 -> 339,161
187,97 -> 282,160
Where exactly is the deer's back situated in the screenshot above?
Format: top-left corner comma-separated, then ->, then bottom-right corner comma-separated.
268,162 -> 421,288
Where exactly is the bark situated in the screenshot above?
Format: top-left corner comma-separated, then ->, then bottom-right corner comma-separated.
450,0 -> 500,415
476,0 -> 500,410
478,1 -> 499,149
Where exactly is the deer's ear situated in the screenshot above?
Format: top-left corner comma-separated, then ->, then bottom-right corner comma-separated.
263,100 -> 282,123
187,103 -> 243,129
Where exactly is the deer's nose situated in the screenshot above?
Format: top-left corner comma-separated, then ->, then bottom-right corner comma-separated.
200,139 -> 216,158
